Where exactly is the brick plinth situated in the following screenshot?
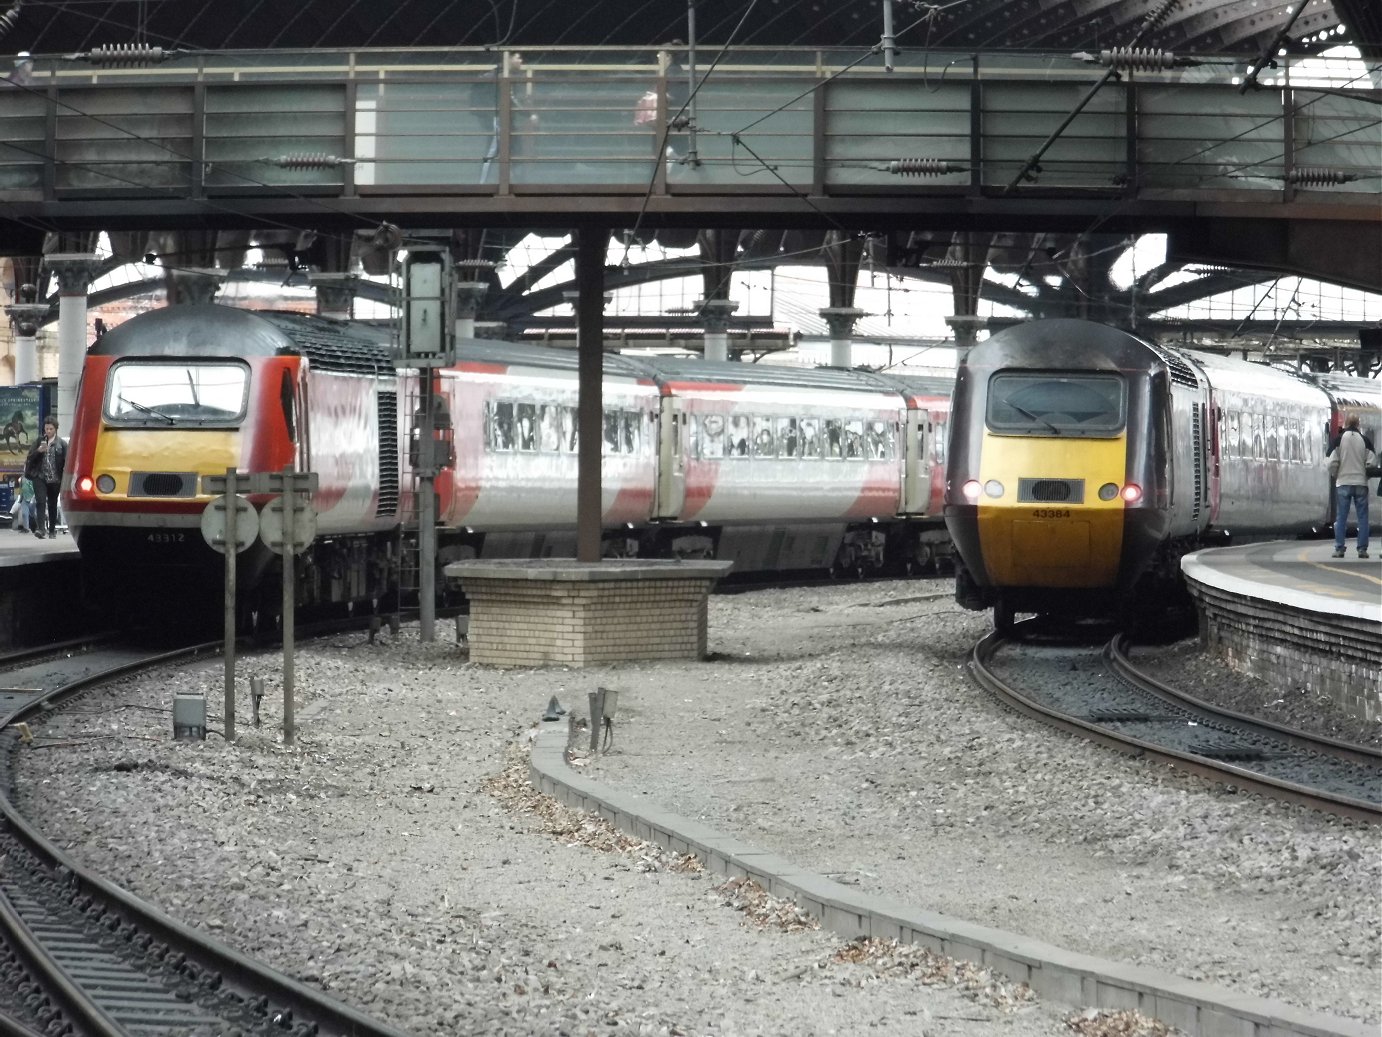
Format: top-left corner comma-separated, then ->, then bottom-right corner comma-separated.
1185,579 -> 1382,725
444,559 -> 734,667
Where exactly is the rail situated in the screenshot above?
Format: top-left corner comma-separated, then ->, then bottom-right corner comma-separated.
968,627 -> 1381,824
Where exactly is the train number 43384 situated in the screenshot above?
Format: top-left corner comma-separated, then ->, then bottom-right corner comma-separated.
1031,508 -> 1071,519
146,531 -> 185,544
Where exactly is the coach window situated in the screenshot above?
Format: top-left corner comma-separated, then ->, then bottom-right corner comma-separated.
845,420 -> 864,459
538,405 -> 561,451
777,417 -> 800,458
558,406 -> 577,452
727,415 -> 750,457
752,416 -> 775,457
694,415 -> 720,458
608,409 -> 624,453
489,401 -> 514,450
824,419 -> 844,459
800,418 -> 821,458
515,403 -> 537,451
621,411 -> 640,454
106,360 -> 249,427
863,420 -> 885,459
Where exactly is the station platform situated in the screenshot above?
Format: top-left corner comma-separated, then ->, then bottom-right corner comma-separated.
1181,539 -> 1381,621
0,527 -> 79,564
1181,540 -> 1381,726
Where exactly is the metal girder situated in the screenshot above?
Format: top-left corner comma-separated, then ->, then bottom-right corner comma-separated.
1169,218 -> 1382,294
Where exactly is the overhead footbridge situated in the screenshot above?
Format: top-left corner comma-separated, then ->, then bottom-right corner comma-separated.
0,46 -> 1377,289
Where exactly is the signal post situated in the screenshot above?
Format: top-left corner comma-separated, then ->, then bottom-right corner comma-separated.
203,468 -> 318,745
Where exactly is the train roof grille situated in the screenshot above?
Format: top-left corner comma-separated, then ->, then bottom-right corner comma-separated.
254,312 -> 395,374
1145,343 -> 1201,389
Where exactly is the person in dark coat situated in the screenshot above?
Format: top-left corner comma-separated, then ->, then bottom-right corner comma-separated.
24,417 -> 67,539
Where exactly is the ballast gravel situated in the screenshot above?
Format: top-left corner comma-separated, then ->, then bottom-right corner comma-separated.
11,579 -> 1380,1037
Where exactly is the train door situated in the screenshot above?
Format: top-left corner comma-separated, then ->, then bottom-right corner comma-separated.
653,396 -> 685,519
900,406 -> 929,515
1206,403 -> 1222,523
294,370 -> 309,472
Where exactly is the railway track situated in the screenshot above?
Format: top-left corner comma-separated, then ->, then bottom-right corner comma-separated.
968,624 -> 1382,824
0,637 -> 415,1037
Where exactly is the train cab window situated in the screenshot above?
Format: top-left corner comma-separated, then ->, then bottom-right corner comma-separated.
105,360 -> 249,427
987,373 -> 1124,436
800,418 -> 821,459
777,417 -> 800,458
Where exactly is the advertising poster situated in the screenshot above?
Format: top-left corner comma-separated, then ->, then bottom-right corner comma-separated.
0,385 -> 43,475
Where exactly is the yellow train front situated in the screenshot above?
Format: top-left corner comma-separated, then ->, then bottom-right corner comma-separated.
63,304 -> 403,630
944,320 -> 1208,631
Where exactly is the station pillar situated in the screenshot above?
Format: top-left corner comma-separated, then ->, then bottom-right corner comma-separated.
820,306 -> 867,368
44,253 -> 100,430
309,272 -> 359,320
697,298 -> 739,362
454,281 -> 489,340
5,293 -> 46,387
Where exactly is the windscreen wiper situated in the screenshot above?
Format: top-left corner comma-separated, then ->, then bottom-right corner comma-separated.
118,395 -> 174,424
1003,399 -> 1060,435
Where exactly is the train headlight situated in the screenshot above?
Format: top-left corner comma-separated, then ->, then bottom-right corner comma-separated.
1121,483 -> 1143,503
95,474 -> 115,494
1098,482 -> 1119,501
962,480 -> 982,501
983,479 -> 1004,498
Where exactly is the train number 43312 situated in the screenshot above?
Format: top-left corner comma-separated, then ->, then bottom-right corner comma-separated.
146,531 -> 186,544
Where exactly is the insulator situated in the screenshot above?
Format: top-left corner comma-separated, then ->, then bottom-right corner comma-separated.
1097,48 -> 1180,72
888,158 -> 964,177
73,44 -> 177,66
1287,167 -> 1358,187
267,152 -> 350,170
0,5 -> 20,40
1139,0 -> 1178,35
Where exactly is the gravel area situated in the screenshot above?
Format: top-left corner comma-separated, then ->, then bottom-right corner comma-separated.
10,579 -> 1380,1036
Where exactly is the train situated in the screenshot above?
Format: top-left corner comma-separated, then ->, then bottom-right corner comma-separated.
943,319 -> 1381,632
62,303 -> 954,627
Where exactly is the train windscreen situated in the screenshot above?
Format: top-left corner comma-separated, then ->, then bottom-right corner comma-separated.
986,372 -> 1125,437
105,360 -> 250,427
